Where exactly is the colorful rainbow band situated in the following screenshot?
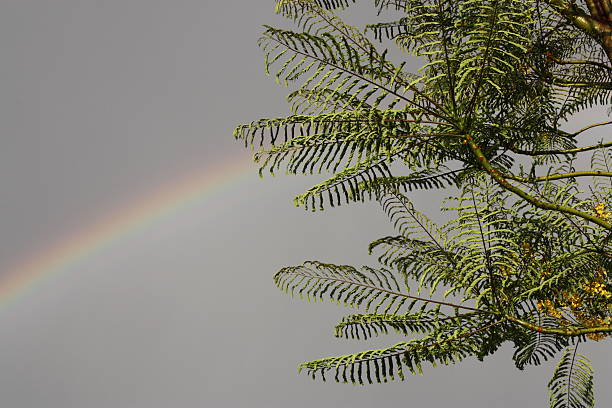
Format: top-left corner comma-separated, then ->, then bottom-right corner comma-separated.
0,156 -> 253,308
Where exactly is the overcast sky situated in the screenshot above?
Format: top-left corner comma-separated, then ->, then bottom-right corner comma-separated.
0,1 -> 609,407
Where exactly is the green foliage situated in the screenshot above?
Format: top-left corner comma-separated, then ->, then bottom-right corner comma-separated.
235,0 -> 612,405
299,318 -> 502,383
512,310 -> 572,369
548,345 -> 595,408
274,261 -> 407,313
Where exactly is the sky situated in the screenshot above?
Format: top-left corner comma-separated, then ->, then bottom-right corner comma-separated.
0,1 -> 609,407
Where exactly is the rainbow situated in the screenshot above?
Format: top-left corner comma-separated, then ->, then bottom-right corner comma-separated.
0,155 -> 254,308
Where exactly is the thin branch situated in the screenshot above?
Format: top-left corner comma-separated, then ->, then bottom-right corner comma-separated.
464,135 -> 612,230
571,120 -> 612,137
546,78 -> 612,88
566,343 -> 579,407
508,141 -> 612,156
470,189 -> 499,306
506,315 -> 612,336
550,56 -> 612,72
380,118 -> 452,126
504,170 -> 612,183
388,132 -> 462,139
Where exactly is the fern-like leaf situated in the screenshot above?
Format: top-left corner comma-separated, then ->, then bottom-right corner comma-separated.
512,311 -> 570,370
548,345 -> 595,408
334,309 -> 484,339
273,261 -> 408,314
301,318 -> 504,383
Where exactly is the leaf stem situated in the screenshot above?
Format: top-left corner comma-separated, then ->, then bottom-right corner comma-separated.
293,271 -> 487,312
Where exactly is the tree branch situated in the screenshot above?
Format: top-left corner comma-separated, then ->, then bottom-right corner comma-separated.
505,170 -> 612,183
543,0 -> 612,63
571,120 -> 612,136
550,55 -> 612,72
464,135 -> 612,230
508,141 -> 612,156
506,315 -> 612,336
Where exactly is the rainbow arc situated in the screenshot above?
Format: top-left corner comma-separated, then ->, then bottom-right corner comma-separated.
0,157 -> 252,307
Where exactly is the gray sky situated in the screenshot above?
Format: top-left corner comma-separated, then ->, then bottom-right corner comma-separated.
0,1 -> 609,407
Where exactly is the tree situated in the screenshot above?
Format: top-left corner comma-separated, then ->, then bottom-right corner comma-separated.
234,1 -> 611,406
